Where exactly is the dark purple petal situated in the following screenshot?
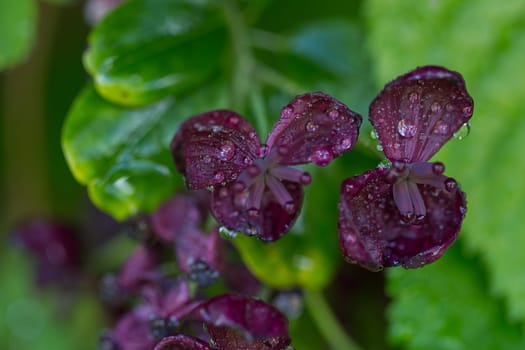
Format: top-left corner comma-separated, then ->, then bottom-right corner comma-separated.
211,181 -> 303,241
338,167 -> 466,271
193,294 -> 291,350
105,307 -> 155,350
11,220 -> 81,288
369,66 -> 474,163
223,263 -> 261,296
154,335 -> 212,350
175,228 -> 223,286
118,245 -> 158,291
150,192 -> 209,242
265,92 -> 362,166
171,110 -> 261,189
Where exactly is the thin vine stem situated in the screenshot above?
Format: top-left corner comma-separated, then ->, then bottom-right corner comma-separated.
305,290 -> 363,350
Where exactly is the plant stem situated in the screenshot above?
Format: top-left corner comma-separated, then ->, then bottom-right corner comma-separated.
222,0 -> 269,135
305,290 -> 363,350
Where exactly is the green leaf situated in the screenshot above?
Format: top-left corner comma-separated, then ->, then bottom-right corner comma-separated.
62,82 -> 228,220
84,0 -> 227,106
367,0 -> 525,324
387,245 -> 525,350
233,150 -> 378,290
0,0 -> 36,70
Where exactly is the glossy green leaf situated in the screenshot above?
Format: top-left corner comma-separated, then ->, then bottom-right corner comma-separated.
367,0 -> 525,324
84,0 -> 227,106
388,246 -> 525,350
0,0 -> 36,70
62,82 -> 228,220
234,150 -> 378,290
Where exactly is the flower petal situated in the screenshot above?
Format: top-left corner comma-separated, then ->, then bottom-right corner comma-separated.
211,181 -> 303,241
338,167 -> 466,271
150,191 -> 209,242
171,110 -> 261,189
175,227 -> 223,287
266,92 -> 361,166
154,335 -> 212,350
192,294 -> 291,350
369,66 -> 474,162
118,245 -> 158,291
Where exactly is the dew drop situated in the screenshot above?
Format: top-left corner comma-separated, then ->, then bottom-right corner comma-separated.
431,102 -> 442,113
300,172 -> 312,185
345,233 -> 357,244
247,208 -> 259,218
444,178 -> 457,192
462,105 -> 473,116
376,144 -> 384,152
212,172 -> 225,184
433,120 -> 450,135
243,156 -> 253,165
219,226 -> 237,239
432,162 -> 445,175
378,159 -> 391,169
328,108 -> 339,120
342,179 -> 359,195
305,121 -> 318,132
370,130 -> 378,140
397,118 -> 417,138
259,144 -> 269,157
337,137 -> 353,151
281,106 -> 293,119
453,122 -> 470,140
218,141 -> 235,161
211,125 -> 223,133
193,123 -> 205,132
284,201 -> 295,214
311,147 -> 333,166
227,115 -> 240,125
202,155 -> 212,163
408,92 -> 419,103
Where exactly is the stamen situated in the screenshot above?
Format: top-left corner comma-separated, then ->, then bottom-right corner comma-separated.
266,175 -> 294,207
270,166 -> 311,185
393,180 -> 412,216
246,179 -> 265,216
407,181 -> 426,218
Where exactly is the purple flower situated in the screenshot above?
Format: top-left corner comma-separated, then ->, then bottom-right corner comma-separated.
172,92 -> 362,241
338,66 -> 473,271
155,294 -> 291,350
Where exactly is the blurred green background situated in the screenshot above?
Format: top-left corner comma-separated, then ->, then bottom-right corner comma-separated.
2,0 -> 525,349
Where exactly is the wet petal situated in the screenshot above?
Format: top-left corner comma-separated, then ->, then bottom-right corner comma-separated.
369,66 -> 474,162
154,335 -> 212,350
338,167 -> 466,271
150,191 -> 209,242
211,181 -> 303,241
175,227 -> 223,287
103,306 -> 154,350
118,245 -> 158,291
193,294 -> 291,350
266,92 -> 362,166
171,110 -> 261,189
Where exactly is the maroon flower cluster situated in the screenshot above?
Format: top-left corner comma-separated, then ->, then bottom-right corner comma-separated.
101,191 -> 291,350
338,66 -> 474,271
172,92 -> 362,241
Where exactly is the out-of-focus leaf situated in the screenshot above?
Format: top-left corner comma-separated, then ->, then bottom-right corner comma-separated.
62,83 -> 227,220
234,150 -> 378,290
367,0 -> 525,323
388,246 -> 525,350
84,0 -> 227,106
0,0 -> 36,70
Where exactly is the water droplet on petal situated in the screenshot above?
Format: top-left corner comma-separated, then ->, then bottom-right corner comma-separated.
336,138 -> 353,151
311,147 -> 333,166
433,120 -> 450,135
397,119 -> 417,138
342,179 -> 359,195
211,125 -> 223,133
212,172 -> 225,184
445,178 -> 457,192
243,157 -> 253,165
247,208 -> 259,218
202,155 -> 212,163
305,121 -> 318,132
409,92 -> 419,103
259,144 -> 269,157
462,105 -> 473,116
218,141 -> 235,161
328,108 -> 339,120
281,106 -> 293,119
432,162 -> 445,175
431,102 -> 441,113
453,122 -> 470,140
284,201 -> 295,214
300,172 -> 311,185
228,115 -> 240,125
345,233 -> 357,244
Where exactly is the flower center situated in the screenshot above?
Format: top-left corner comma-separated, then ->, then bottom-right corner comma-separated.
232,146 -> 311,217
387,161 -> 457,223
